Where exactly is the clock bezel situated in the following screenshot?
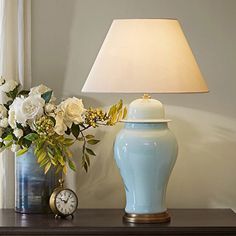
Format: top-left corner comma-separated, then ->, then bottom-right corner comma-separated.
50,187 -> 78,217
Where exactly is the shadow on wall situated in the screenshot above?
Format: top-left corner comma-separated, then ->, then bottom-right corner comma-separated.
166,105 -> 236,210
66,123 -> 125,209
65,105 -> 236,210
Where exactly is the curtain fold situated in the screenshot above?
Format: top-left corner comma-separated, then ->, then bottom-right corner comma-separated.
0,0 -> 31,208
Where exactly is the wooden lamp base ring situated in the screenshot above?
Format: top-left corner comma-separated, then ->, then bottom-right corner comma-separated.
123,211 -> 171,223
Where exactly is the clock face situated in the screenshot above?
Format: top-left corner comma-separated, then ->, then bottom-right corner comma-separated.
55,189 -> 78,216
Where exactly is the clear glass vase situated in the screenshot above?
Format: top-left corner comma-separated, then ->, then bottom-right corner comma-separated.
15,147 -> 59,213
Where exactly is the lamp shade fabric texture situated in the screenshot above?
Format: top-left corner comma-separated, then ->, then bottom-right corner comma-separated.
82,19 -> 208,93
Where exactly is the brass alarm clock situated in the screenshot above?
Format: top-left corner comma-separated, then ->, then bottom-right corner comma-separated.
49,179 -> 78,218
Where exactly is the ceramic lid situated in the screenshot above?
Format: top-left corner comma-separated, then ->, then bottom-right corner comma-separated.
122,98 -> 171,123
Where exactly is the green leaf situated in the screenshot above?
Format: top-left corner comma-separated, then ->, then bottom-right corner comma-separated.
18,90 -> 29,96
44,162 -> 51,174
71,123 -> 80,138
16,122 -> 24,130
57,155 -> 65,166
111,113 -> 118,124
22,138 -> 32,148
108,104 -> 117,117
35,144 -> 44,156
116,99 -> 123,112
85,153 -> 90,166
68,159 -> 76,171
24,133 -> 39,141
65,127 -> 71,135
83,160 -> 88,172
37,150 -> 46,163
5,141 -> 13,148
85,134 -> 95,139
4,100 -> 13,110
77,137 -> 84,141
65,148 -> 72,158
122,107 -> 127,119
87,139 -> 100,145
55,146 -> 62,156
41,90 -> 53,103
86,148 -> 96,156
117,110 -> 123,122
16,147 -> 28,157
3,134 -> 13,141
48,150 -> 54,159
63,165 -> 67,175
63,138 -> 74,146
7,100 -> 13,106
39,158 -> 49,167
3,104 -> 9,110
56,166 -> 62,174
50,157 -> 58,166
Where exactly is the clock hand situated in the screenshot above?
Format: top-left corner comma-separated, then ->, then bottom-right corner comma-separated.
65,193 -> 72,204
59,196 -> 66,203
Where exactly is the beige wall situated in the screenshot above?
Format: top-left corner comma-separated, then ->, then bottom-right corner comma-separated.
32,0 -> 236,209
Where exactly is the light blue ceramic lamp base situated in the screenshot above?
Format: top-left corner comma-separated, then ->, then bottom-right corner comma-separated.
114,98 -> 178,223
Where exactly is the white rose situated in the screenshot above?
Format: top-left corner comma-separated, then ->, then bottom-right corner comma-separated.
9,95 -> 45,126
54,111 -> 67,135
8,108 -> 16,128
11,144 -> 20,152
29,84 -> 51,96
21,95 -> 45,121
0,80 -> 18,93
45,103 -> 56,116
13,128 -> 24,139
8,97 -> 24,126
29,84 -> 56,102
0,105 -> 7,119
58,97 -> 85,127
0,118 -> 8,128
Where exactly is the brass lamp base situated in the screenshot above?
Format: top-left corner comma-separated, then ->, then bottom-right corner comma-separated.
123,211 -> 170,223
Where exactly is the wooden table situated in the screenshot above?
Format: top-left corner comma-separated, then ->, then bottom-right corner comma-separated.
0,209 -> 236,235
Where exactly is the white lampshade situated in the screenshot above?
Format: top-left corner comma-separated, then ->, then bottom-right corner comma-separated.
82,19 -> 208,93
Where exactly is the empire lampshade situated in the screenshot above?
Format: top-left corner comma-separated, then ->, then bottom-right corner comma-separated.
82,19 -> 208,93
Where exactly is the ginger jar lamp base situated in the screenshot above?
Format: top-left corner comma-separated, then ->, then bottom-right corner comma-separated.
114,96 -> 178,223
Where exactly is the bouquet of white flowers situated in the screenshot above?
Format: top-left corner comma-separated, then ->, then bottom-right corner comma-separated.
0,77 -> 126,174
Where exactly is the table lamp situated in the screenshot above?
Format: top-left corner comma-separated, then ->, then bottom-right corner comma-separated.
82,19 -> 208,223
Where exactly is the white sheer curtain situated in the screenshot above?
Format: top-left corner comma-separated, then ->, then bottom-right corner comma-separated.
0,0 -> 31,208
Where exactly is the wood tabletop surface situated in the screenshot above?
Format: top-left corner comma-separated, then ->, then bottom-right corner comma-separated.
0,208 -> 235,235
